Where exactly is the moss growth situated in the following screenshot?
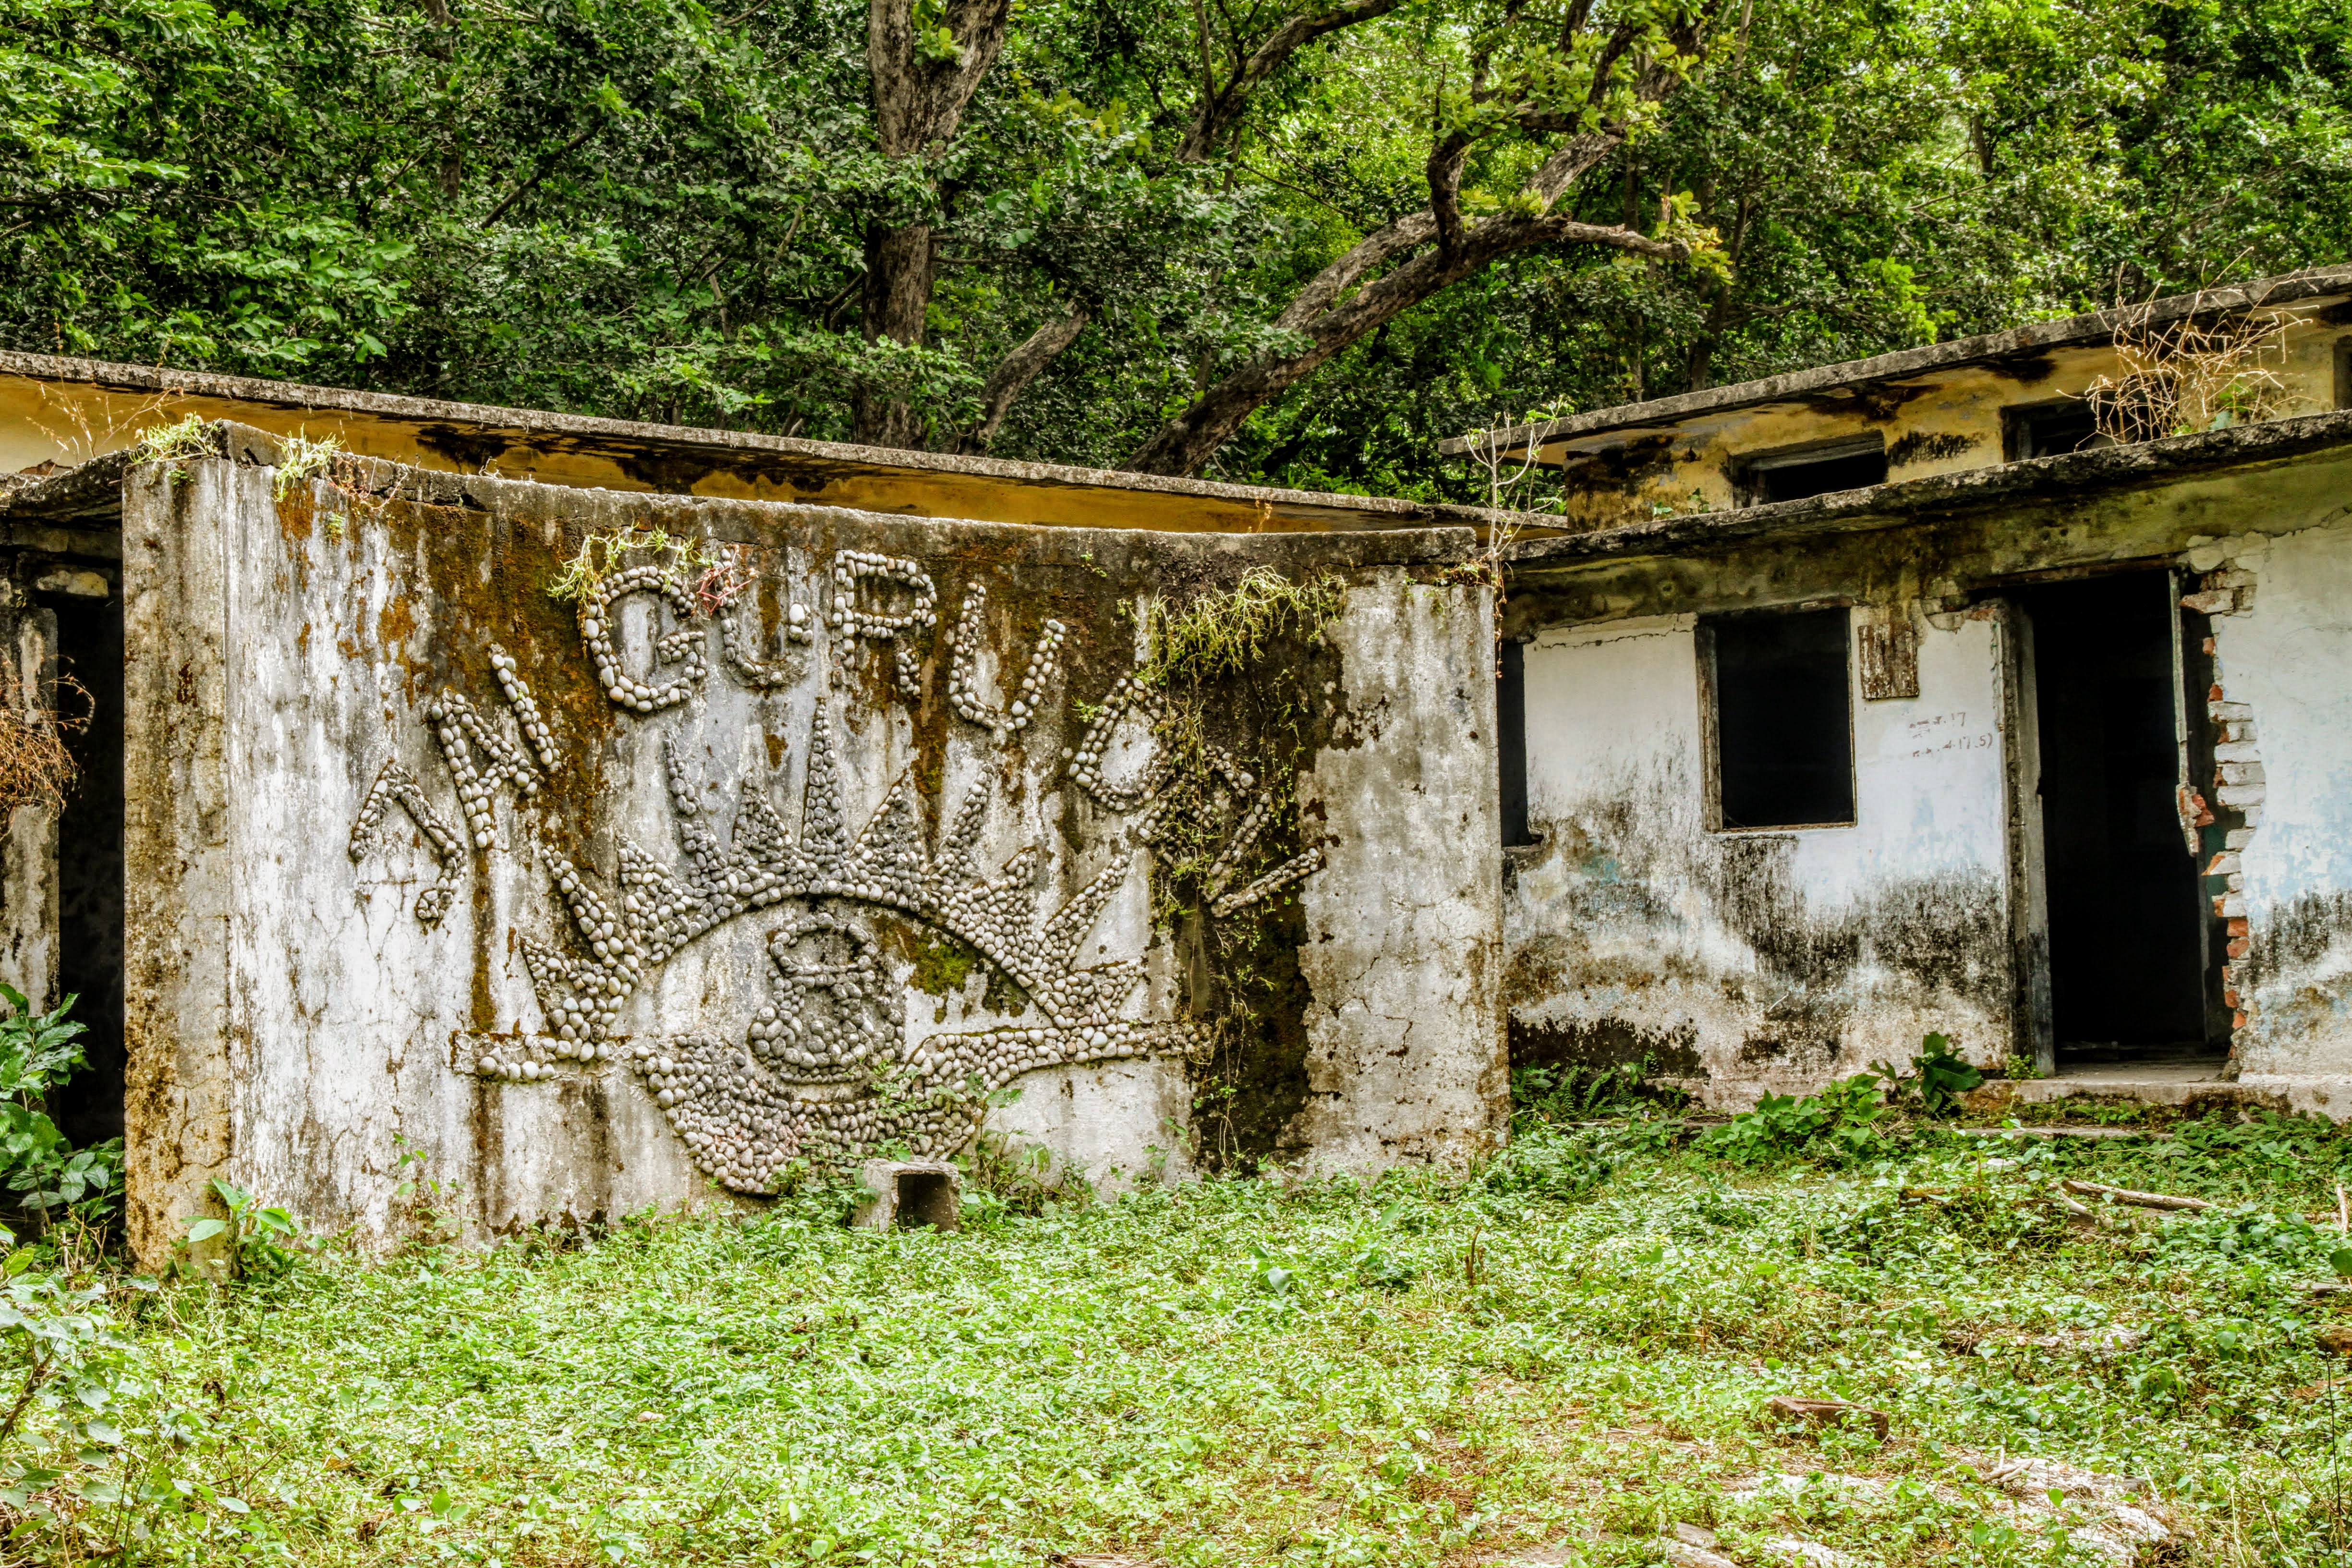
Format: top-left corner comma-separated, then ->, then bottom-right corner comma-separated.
270,432 -> 343,500
545,522 -> 722,606
1137,565 -> 1344,689
1127,568 -> 1348,1173
905,934 -> 982,997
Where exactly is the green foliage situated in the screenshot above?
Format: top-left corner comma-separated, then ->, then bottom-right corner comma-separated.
1509,1059 -> 1667,1123
0,987 -> 117,1234
128,412 -> 212,484
11,0 -> 2343,488
1700,1073 -> 1891,1167
1474,1124 -> 1620,1203
2052,1109 -> 2352,1207
1873,1032 -> 1986,1117
180,1179 -> 311,1281
269,429 -> 343,499
1138,568 -> 1345,689
545,522 -> 722,606
2152,1206 -> 2340,1272
954,1125 -> 1070,1223
0,1120 -> 2333,1562
0,1226 -> 146,1511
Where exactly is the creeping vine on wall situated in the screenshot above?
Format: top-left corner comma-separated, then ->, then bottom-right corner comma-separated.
1126,567 -> 1347,1169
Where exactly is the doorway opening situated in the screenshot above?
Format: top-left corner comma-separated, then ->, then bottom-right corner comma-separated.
2018,572 -> 2222,1069
48,586 -> 125,1149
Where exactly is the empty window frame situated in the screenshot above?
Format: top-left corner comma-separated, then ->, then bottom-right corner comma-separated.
1703,608 -> 1856,831
1735,435 -> 1887,506
2003,398 -> 2109,461
2336,336 -> 2352,410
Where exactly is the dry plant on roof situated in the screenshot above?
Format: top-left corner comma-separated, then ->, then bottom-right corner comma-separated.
2083,296 -> 2307,446
0,667 -> 86,820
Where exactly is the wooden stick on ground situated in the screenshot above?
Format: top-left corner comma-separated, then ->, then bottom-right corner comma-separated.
2049,1185 -> 2100,1221
2061,1178 -> 2218,1213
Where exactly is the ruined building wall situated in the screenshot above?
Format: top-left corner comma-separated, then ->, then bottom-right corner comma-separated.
2204,519 -> 2352,1111
1504,607 -> 2015,1107
119,440 -> 1501,1264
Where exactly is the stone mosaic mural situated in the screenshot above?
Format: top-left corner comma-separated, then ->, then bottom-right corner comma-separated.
348,545 -> 1324,1193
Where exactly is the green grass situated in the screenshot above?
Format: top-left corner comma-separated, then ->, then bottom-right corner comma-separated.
12,1112 -> 2352,1566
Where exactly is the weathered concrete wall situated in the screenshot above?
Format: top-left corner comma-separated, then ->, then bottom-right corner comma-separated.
1525,298 -> 2352,533
119,438 -> 1501,1264
2201,519 -> 2352,1113
1503,431 -> 2352,1111
0,581 -> 59,1009
1505,608 -> 2013,1106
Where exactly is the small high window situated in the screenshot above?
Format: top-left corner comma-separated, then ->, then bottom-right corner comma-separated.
1736,435 -> 1888,506
2004,399 -> 2109,461
1703,608 -> 1855,831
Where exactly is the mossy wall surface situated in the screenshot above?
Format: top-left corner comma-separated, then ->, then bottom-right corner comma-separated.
119,427 -> 1503,1262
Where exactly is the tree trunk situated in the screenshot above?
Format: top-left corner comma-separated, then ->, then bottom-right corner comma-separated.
1122,44 -> 1711,476
854,0 -> 1014,448
950,301 -> 1091,453
854,220 -> 935,449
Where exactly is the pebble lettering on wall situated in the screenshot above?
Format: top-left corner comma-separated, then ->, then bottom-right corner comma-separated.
363,548 -> 1327,1192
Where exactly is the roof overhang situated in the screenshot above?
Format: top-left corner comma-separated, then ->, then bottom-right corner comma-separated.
1445,265 -> 2352,465
1503,407 -> 2352,576
0,351 -> 1528,539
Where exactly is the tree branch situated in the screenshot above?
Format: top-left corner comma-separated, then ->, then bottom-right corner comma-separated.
1179,0 -> 1403,162
1272,210 -> 1436,329
1426,133 -> 1472,256
1125,0 -> 1724,474
479,121 -> 601,228
1126,216 -> 1680,474
950,300 -> 1092,453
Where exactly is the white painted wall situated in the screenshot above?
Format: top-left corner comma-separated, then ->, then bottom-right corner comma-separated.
2210,520 -> 2352,1097
1504,606 -> 2015,1104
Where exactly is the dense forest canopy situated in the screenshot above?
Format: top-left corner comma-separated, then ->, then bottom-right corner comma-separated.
3,0 -> 2347,495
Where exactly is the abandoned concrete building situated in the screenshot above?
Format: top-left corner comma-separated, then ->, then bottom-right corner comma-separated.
4,265 -> 2352,1264
1470,265 -> 2352,1122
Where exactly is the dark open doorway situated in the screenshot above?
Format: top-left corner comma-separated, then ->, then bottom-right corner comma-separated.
48,587 -> 125,1148
2018,572 -> 2220,1065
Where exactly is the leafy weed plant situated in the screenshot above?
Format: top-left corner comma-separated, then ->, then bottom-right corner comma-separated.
0,1115 -> 2344,1563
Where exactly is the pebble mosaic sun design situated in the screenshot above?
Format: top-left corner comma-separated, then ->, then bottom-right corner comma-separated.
349,549 -> 1330,1190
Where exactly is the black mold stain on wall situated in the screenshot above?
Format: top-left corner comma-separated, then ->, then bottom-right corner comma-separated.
1507,778 -> 2010,1074
2243,890 -> 2352,986
1887,431 -> 1979,468
1175,614 -> 1345,1172
1509,1016 -> 1702,1075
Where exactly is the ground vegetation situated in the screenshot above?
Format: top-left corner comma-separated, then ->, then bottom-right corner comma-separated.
0,1043 -> 2349,1563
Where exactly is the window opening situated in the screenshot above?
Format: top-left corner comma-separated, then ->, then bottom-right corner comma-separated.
1736,435 -> 1886,506
1705,608 -> 1855,831
2017,572 -> 2219,1063
2004,399 -> 2110,461
1498,639 -> 1534,847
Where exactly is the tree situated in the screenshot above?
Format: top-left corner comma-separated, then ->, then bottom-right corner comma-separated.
1117,0 -> 1725,474
2,0 -> 2346,493
846,0 -> 1733,472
